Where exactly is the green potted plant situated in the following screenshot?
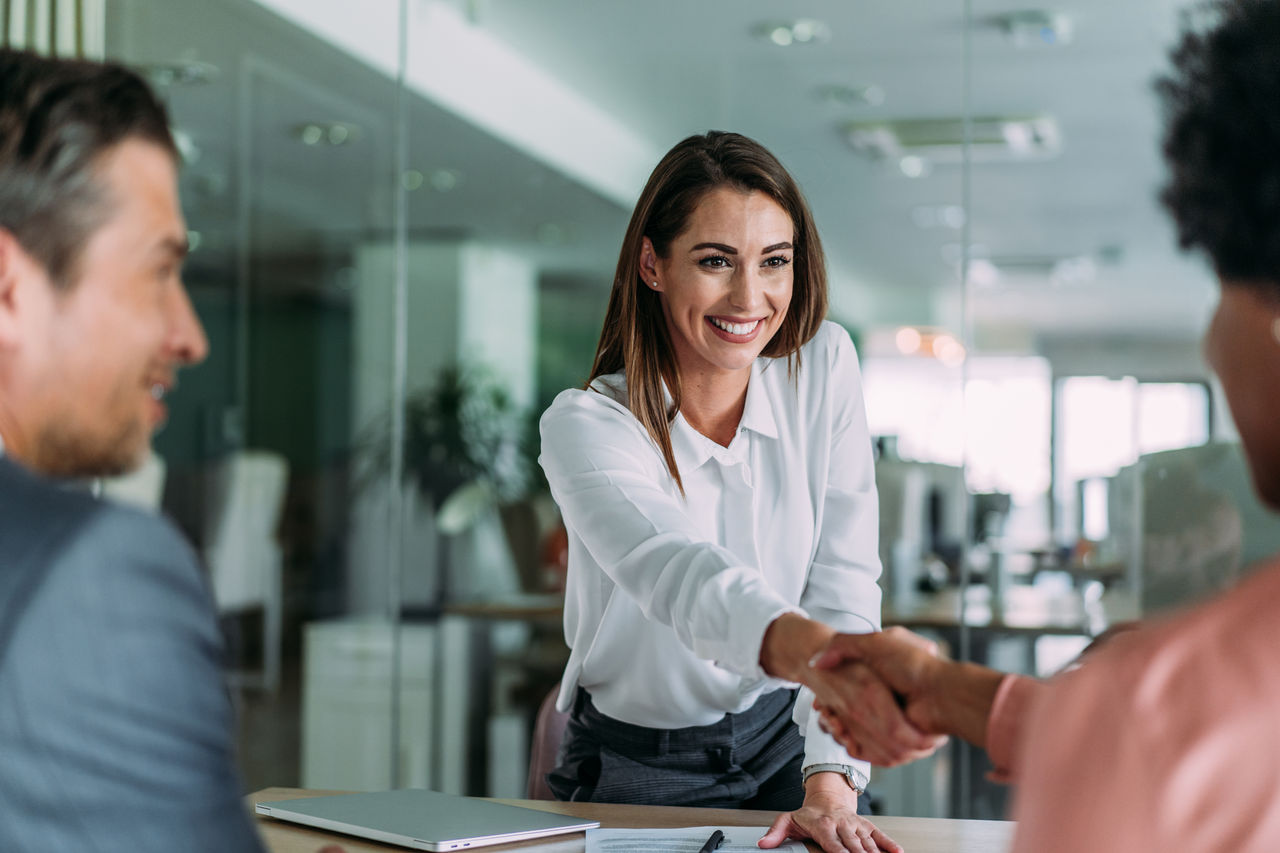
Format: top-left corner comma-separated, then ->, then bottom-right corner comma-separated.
361,361 -> 540,602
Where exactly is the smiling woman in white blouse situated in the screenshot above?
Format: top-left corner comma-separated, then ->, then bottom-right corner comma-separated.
538,131 -> 941,853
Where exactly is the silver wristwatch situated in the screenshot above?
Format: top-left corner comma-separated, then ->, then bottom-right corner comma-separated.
802,763 -> 866,795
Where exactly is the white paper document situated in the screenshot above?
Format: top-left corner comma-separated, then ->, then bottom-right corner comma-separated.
585,825 -> 806,852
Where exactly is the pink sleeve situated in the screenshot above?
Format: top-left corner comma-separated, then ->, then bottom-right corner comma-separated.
983,674 -> 1043,783
1008,566 -> 1280,852
1008,622 -> 1280,852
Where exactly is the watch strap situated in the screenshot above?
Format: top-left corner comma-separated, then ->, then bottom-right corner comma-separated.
802,762 -> 866,795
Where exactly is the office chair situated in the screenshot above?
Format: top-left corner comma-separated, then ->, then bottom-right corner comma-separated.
526,686 -> 569,800
202,449 -> 289,692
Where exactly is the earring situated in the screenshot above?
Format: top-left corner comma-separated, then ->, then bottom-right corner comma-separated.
651,281 -> 659,289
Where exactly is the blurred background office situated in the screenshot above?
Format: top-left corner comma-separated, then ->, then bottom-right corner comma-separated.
7,0 -> 1277,821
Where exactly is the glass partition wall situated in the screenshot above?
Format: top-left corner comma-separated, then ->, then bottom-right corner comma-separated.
97,0 -> 973,813
104,0 -> 413,793
959,0 -> 1251,819
94,0 -> 1242,821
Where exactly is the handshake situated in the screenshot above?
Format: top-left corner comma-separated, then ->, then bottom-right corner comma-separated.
800,627 -> 1005,767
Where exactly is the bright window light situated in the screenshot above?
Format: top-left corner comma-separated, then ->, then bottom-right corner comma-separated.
1060,376 -> 1137,483
862,355 -> 1051,501
1138,383 -> 1209,454
1055,377 -> 1210,541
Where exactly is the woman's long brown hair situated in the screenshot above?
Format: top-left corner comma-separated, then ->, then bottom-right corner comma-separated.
586,131 -> 828,493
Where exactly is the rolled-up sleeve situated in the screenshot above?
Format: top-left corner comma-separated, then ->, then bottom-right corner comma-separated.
540,391 -> 799,679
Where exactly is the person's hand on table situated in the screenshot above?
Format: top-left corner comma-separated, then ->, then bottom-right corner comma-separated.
759,773 -> 901,853
810,628 -> 948,756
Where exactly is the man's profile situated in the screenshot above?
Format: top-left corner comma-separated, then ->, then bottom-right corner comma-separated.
0,47 -> 265,851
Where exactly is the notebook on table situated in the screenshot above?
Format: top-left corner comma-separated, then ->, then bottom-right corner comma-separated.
255,788 -> 600,851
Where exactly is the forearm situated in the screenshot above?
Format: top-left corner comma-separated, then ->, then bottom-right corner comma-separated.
760,612 -> 836,682
928,660 -> 1007,747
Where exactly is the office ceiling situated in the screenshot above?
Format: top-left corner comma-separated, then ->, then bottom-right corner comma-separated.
473,0 -> 1216,344
113,0 -> 1217,353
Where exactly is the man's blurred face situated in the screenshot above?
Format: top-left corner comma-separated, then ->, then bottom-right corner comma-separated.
10,138 -> 208,477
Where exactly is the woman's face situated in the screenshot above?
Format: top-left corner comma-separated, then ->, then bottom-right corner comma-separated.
641,187 -> 794,384
1204,283 -> 1280,509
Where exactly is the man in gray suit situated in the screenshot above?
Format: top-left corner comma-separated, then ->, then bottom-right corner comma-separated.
0,49 -> 266,851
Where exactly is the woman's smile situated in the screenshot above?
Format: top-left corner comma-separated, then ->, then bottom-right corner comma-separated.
644,186 -> 795,382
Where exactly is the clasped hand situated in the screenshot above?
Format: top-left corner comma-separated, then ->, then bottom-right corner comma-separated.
803,628 -> 949,766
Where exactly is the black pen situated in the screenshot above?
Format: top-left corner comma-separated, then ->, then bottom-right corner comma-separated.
697,829 -> 725,853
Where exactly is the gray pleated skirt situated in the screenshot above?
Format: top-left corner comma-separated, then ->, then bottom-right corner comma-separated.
548,686 -> 867,813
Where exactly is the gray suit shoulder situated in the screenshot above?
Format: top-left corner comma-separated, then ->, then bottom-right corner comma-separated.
0,457 -> 265,852
0,457 -> 212,646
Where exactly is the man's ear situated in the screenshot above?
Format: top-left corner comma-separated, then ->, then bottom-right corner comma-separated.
0,229 -> 43,350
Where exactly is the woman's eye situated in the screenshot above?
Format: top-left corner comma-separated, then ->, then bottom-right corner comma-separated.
699,255 -> 731,268
763,255 -> 792,268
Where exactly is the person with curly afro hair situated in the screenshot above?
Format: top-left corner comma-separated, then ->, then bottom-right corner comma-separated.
810,2 -> 1280,850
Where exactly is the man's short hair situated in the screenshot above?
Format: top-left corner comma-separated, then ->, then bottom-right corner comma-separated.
1158,0 -> 1280,300
0,48 -> 177,290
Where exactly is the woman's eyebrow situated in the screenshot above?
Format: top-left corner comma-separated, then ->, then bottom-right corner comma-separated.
688,241 -> 793,254
690,242 -> 737,253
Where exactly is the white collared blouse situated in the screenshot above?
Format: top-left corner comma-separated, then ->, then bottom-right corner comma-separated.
539,321 -> 881,777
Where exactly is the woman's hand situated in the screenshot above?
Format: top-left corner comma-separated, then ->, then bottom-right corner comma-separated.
760,614 -> 941,767
758,775 -> 902,853
804,659 -> 943,767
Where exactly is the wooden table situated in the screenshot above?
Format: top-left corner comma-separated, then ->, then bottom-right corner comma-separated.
251,788 -> 1013,853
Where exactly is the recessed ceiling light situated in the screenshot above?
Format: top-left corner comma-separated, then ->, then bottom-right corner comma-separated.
911,205 -> 967,229
1051,255 -> 1098,285
429,169 -> 461,192
948,252 -> 1104,287
402,170 -> 425,191
292,122 -> 362,147
138,60 -> 219,87
987,10 -> 1073,48
752,18 -> 831,47
845,115 -> 1062,167
899,156 -> 930,178
815,83 -> 885,107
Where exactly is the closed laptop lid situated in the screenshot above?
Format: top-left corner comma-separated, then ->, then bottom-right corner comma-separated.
256,789 -> 600,851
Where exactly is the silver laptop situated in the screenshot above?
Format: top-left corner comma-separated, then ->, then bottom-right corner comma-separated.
255,789 -> 600,851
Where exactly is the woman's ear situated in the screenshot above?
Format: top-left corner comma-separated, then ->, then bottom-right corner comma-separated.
639,237 -> 661,291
